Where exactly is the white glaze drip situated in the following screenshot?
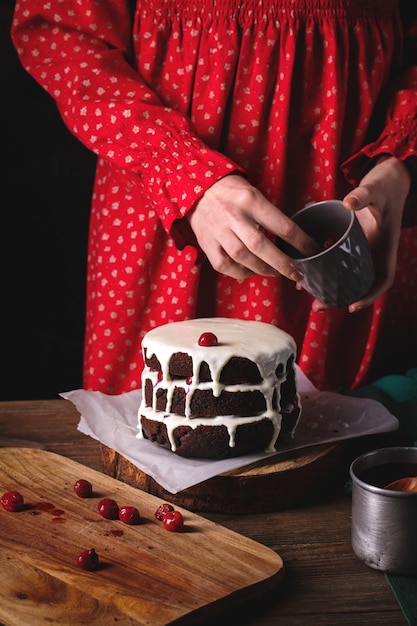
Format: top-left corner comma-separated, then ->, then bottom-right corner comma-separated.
138,406 -> 281,453
137,318 -> 301,453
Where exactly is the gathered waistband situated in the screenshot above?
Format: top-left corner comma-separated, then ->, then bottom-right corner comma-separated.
138,0 -> 398,21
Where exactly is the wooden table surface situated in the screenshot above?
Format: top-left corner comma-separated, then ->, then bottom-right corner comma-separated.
0,399 -> 407,625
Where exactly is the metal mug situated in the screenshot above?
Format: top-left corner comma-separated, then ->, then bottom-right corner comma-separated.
350,447 -> 417,575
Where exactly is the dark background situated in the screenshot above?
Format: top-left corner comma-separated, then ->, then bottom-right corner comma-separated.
1,2 -> 96,400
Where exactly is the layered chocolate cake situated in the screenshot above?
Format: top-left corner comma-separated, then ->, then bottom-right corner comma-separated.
138,318 -> 301,459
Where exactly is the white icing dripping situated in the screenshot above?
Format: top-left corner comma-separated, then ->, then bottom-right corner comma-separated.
137,318 -> 300,453
138,407 -> 282,453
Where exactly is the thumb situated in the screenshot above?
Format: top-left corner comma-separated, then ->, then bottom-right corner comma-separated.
342,186 -> 371,212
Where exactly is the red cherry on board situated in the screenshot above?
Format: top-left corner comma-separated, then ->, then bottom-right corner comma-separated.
98,498 -> 119,519
74,479 -> 93,498
162,510 -> 184,532
118,505 -> 141,525
154,502 -> 175,521
77,548 -> 99,571
1,491 -> 24,512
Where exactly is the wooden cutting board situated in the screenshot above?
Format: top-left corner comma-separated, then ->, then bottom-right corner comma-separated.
0,448 -> 283,625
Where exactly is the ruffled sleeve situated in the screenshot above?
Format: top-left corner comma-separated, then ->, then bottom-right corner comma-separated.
341,2 -> 417,226
11,0 -> 242,238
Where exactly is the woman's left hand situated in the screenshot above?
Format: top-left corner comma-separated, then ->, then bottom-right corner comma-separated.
312,156 -> 411,313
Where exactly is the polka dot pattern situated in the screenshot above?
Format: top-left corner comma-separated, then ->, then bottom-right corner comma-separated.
12,0 -> 417,393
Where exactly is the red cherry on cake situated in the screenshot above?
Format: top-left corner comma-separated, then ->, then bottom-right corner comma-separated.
162,510 -> 184,532
77,548 -> 99,571
98,498 -> 119,519
74,479 -> 93,498
198,332 -> 218,347
1,490 -> 24,512
118,505 -> 141,525
154,502 -> 175,521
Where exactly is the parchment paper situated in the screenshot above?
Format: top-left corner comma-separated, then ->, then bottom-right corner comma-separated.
61,366 -> 398,494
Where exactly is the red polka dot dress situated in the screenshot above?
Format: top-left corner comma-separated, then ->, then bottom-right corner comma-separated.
12,0 -> 417,393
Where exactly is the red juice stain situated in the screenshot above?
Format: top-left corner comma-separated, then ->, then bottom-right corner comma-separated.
35,502 -> 56,512
32,503 -> 67,521
104,529 -> 124,537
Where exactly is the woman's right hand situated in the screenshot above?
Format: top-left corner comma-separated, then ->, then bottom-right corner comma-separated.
187,175 -> 320,281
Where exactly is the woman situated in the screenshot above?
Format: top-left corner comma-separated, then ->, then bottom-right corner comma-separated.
11,0 -> 417,393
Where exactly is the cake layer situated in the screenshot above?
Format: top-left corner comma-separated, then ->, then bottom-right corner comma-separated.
145,354 -> 265,384
140,414 -> 276,459
144,379 -> 272,417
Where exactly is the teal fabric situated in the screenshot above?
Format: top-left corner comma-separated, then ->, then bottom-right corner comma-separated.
371,368 -> 417,404
386,575 -> 417,626
343,381 -> 417,444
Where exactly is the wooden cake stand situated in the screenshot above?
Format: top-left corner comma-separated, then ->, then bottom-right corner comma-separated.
100,442 -> 345,514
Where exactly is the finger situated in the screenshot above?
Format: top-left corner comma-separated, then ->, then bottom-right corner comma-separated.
347,263 -> 394,311
204,243 -> 254,280
253,203 -> 321,258
348,292 -> 378,313
342,194 -> 362,212
214,226 -> 304,281
342,187 -> 373,212
227,222 -> 306,281
311,298 -> 329,312
348,276 -> 392,313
